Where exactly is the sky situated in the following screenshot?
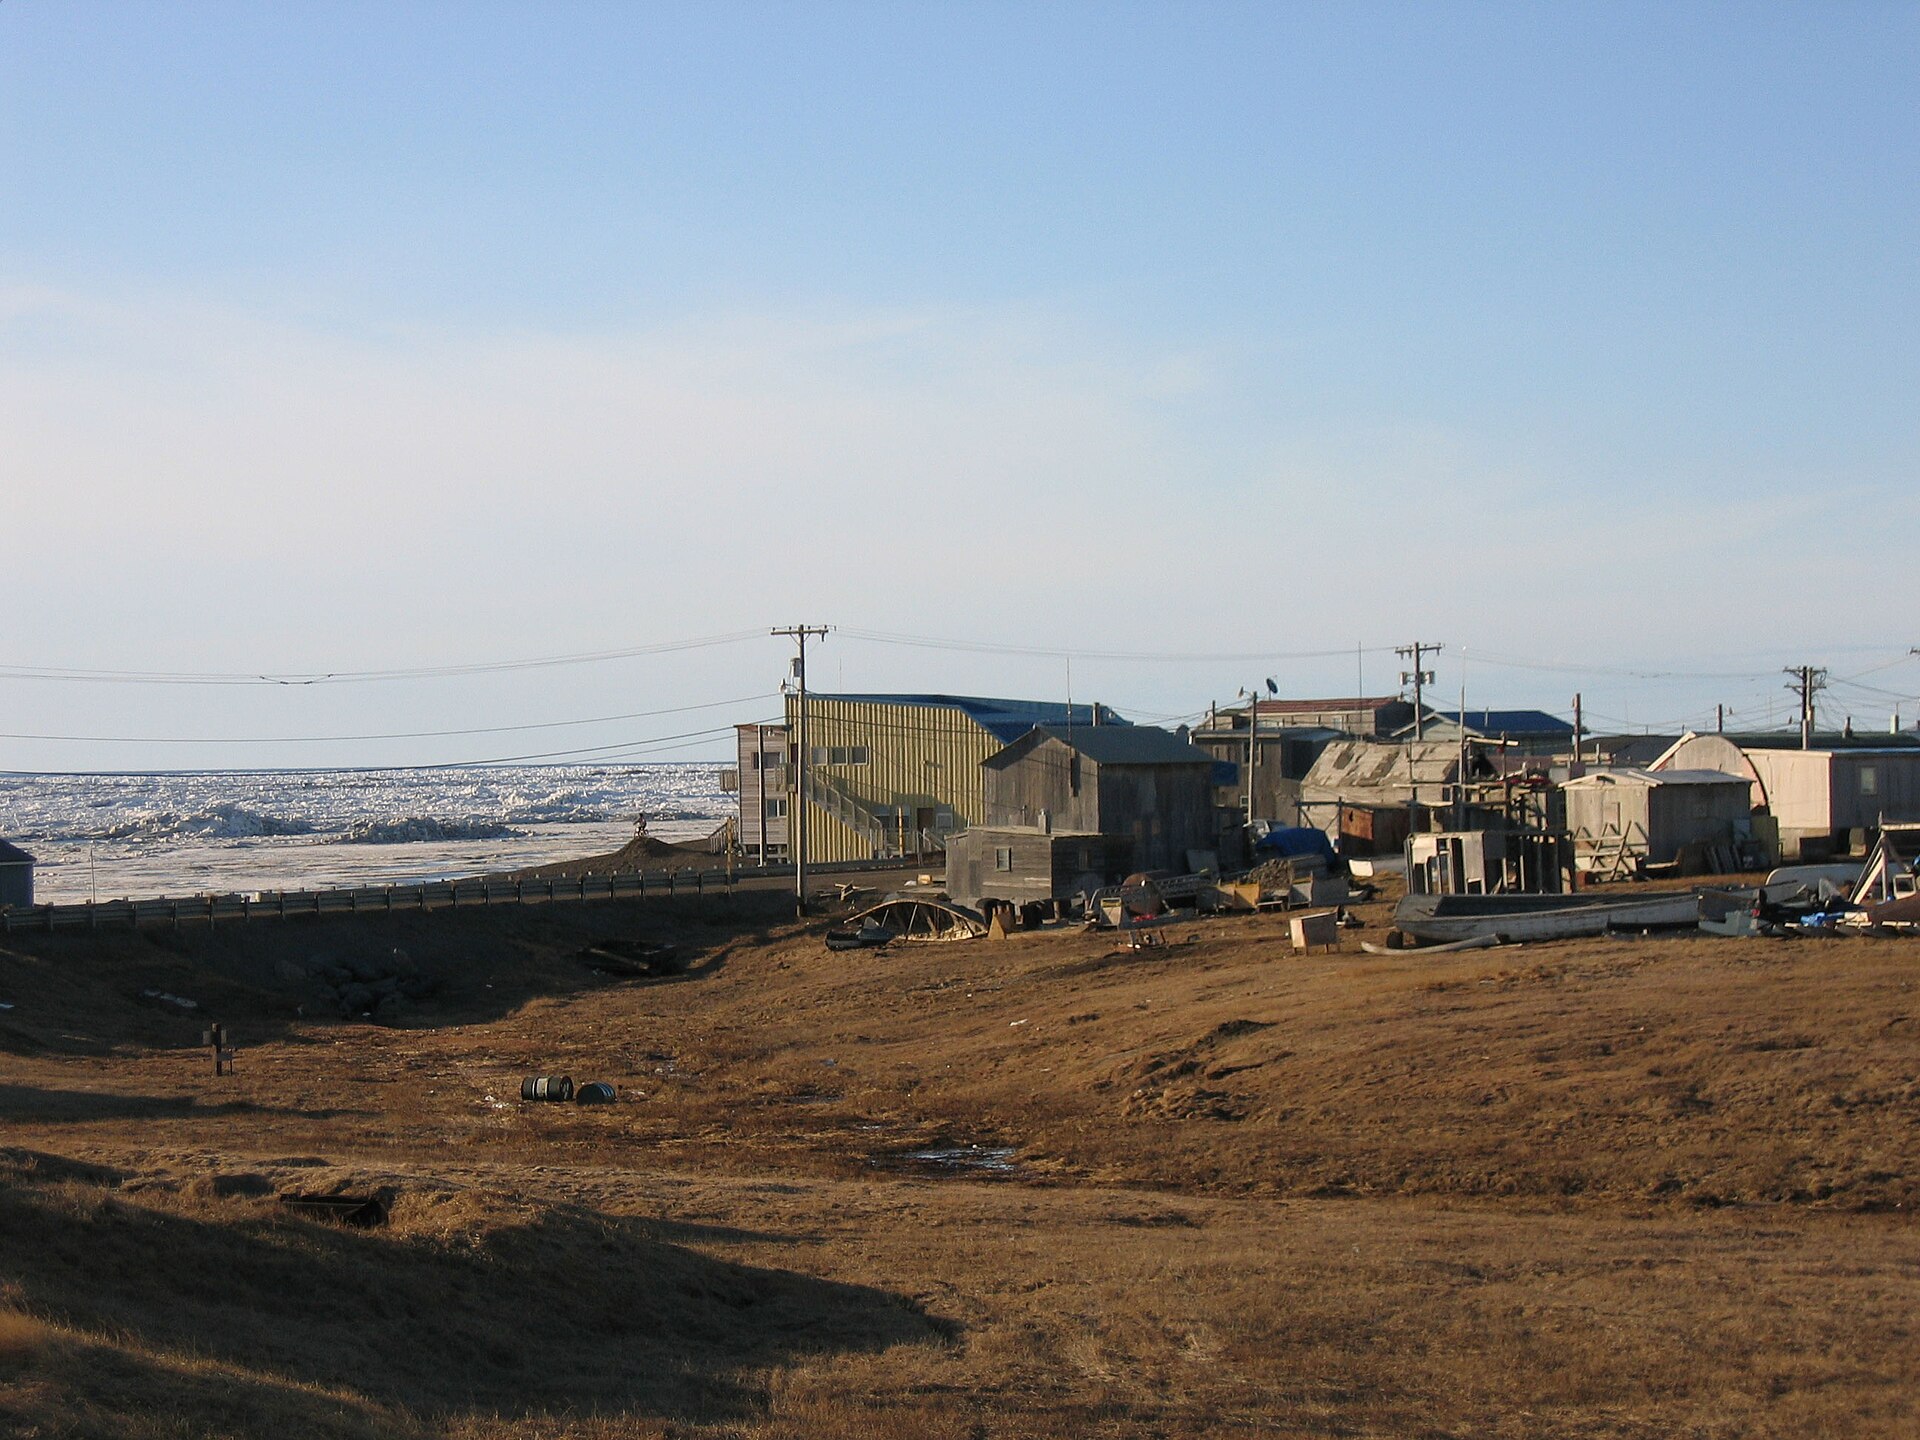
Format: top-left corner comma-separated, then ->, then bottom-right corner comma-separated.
2,2 -> 1916,770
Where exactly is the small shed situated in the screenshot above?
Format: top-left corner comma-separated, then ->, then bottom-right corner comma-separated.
0,840 -> 35,909
1561,768 -> 1752,865
944,827 -> 1135,909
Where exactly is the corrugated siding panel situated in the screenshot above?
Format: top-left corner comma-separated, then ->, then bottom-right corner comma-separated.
784,696 -> 1005,863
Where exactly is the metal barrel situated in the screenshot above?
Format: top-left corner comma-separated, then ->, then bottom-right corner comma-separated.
575,1082 -> 616,1104
520,1075 -> 574,1102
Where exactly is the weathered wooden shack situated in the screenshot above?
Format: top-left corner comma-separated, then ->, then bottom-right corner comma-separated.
1561,768 -> 1753,865
980,724 -> 1220,874
1299,739 -> 1495,852
944,827 -> 1136,909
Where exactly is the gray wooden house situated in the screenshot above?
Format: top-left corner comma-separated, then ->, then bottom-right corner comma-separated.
0,840 -> 36,909
979,724 -> 1220,873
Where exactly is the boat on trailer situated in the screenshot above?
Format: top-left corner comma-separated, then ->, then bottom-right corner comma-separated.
1392,890 -> 1701,945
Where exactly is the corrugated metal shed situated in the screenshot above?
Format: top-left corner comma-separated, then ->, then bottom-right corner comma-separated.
786,695 -> 1133,864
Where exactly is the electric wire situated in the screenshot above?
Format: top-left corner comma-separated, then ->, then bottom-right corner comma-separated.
837,628 -> 1402,664
0,629 -> 768,687
0,693 -> 772,746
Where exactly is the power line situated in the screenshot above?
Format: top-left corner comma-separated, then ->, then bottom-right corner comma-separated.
0,630 -> 768,687
839,628 -> 1402,664
0,694 -> 769,746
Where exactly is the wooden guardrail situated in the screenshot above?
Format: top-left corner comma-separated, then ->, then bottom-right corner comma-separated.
0,866 -> 740,935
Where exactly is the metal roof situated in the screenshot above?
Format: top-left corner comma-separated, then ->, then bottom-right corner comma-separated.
814,694 -> 1130,744
1562,768 -> 1749,788
994,724 -> 1216,768
0,839 -> 35,865
1303,738 -> 1478,789
1415,709 -> 1575,736
1723,731 -> 1920,752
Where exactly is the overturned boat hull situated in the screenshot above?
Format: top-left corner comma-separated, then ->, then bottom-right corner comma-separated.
1393,891 -> 1701,944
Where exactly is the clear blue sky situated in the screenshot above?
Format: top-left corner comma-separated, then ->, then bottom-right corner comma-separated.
2,3 -> 1915,768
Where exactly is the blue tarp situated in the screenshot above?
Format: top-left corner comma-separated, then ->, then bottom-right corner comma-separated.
1250,825 -> 1338,864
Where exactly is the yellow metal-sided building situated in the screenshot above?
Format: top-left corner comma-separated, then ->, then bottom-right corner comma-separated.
782,693 -> 1125,863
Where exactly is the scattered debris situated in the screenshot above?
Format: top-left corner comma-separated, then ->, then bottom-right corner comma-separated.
883,1144 -> 1022,1176
1288,910 -> 1341,953
830,897 -> 989,945
825,921 -> 896,952
277,1191 -> 392,1227
577,939 -> 683,977
1359,934 -> 1502,957
138,988 -> 200,1014
521,1075 -> 574,1102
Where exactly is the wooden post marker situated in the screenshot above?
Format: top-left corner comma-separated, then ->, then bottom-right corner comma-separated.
202,1022 -> 237,1076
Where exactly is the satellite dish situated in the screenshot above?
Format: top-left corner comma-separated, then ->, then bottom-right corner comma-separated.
1265,677 -> 1278,695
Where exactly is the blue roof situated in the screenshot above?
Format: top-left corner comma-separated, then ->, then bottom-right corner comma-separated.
1425,709 -> 1574,736
815,694 -> 1130,744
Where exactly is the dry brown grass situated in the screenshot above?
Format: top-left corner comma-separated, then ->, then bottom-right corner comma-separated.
2,890 -> 1918,1436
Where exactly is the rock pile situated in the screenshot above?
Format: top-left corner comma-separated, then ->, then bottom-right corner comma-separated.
281,947 -> 440,1023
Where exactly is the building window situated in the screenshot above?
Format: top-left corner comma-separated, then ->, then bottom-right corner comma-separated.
808,745 -> 870,766
766,798 -> 787,817
993,847 -> 1014,872
1860,766 -> 1878,796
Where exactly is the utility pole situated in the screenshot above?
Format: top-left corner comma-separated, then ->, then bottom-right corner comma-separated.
1240,678 -> 1276,830
1398,642 -> 1440,739
1247,698 -> 1258,830
1572,693 -> 1583,770
1397,642 -> 1439,830
1784,665 -> 1827,751
773,625 -> 830,917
